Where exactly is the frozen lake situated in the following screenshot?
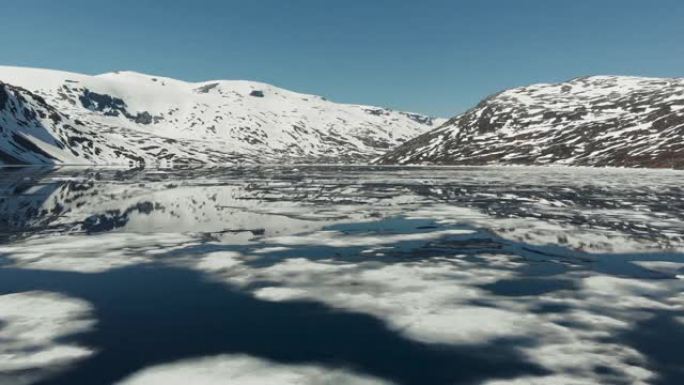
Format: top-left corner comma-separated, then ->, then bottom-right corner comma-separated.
0,165 -> 683,385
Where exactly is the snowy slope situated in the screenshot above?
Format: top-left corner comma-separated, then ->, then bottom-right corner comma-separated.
378,76 -> 684,168
0,66 -> 442,165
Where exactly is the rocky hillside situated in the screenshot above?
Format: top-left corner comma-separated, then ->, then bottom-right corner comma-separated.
0,66 -> 441,166
378,76 -> 684,168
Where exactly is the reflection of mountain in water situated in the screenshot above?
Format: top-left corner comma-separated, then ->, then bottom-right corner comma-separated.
0,167 -> 333,240
2,166 -> 683,250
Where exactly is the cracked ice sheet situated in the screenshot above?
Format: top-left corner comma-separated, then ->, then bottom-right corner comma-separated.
0,292 -> 95,385
268,228 -> 474,247
0,232 -> 198,273
405,204 -> 684,253
115,355 -> 393,385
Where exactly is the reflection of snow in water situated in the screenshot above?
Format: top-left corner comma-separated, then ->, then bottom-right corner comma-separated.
1,166 -> 683,384
115,355 -> 393,385
0,292 -> 94,385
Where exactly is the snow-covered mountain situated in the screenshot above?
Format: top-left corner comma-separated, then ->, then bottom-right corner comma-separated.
0,66 -> 442,165
378,76 -> 684,168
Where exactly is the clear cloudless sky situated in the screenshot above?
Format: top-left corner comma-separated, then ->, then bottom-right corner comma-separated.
2,0 -> 684,117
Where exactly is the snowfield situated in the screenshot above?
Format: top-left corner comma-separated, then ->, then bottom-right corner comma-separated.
0,66 -> 441,165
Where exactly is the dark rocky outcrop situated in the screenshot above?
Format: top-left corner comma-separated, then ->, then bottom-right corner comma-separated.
79,89 -> 160,125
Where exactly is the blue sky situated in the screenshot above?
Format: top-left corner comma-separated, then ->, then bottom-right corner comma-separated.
2,0 -> 683,117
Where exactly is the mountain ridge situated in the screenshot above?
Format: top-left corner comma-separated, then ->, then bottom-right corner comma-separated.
378,75 -> 684,169
0,66 -> 442,166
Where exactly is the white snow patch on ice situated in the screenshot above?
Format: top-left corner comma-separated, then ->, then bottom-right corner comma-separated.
0,292 -> 94,384
115,354 -> 394,385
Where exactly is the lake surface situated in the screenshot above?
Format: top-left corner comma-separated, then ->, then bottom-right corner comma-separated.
0,165 -> 683,385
